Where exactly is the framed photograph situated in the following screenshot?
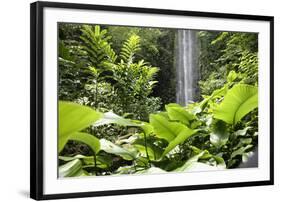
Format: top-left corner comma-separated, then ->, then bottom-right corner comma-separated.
30,1 -> 274,200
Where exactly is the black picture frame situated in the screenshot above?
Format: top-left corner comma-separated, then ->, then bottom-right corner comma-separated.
30,1 -> 274,200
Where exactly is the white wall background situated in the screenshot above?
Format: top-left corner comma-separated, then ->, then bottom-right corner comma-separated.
0,0 -> 279,201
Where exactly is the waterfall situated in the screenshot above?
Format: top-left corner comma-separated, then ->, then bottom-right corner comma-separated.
176,29 -> 199,106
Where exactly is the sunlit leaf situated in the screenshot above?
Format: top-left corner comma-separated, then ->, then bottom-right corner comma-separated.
93,111 -> 138,127
150,114 -> 190,142
100,139 -> 137,160
69,132 -> 100,154
165,104 -> 196,125
213,84 -> 258,125
59,101 -> 102,152
59,159 -> 83,177
162,128 -> 196,157
150,114 -> 196,158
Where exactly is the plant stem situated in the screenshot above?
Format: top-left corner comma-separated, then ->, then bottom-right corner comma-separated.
95,79 -> 98,108
143,133 -> 151,167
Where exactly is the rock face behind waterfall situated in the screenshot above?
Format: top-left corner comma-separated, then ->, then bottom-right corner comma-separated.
176,29 -> 199,106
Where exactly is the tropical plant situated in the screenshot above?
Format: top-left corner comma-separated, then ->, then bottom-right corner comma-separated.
59,80 -> 258,176
58,24 -> 259,177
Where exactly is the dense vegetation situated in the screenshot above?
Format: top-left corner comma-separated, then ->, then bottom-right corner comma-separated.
58,23 -> 258,177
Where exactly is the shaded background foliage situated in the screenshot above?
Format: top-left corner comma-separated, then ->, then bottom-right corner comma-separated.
198,31 -> 258,95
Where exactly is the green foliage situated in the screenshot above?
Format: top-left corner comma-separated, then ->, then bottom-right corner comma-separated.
69,132 -> 100,154
100,139 -> 137,161
110,57 -> 161,120
80,25 -> 117,66
213,84 -> 258,125
165,104 -> 196,125
198,31 -> 258,95
59,101 -> 102,152
59,24 -> 161,121
120,34 -> 141,63
175,151 -> 225,172
59,79 -> 258,175
59,159 -> 86,177
58,24 -> 259,176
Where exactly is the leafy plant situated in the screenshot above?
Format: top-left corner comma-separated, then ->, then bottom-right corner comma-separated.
213,84 -> 258,125
58,24 -> 259,177
59,101 -> 102,152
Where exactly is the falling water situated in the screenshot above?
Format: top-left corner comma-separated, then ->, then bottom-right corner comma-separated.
176,29 -> 199,106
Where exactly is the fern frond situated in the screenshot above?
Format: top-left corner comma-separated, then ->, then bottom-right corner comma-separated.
80,25 -> 117,68
120,34 -> 141,63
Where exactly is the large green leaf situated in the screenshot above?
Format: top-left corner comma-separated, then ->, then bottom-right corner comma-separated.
165,104 -> 195,125
59,154 -> 112,169
93,111 -> 138,127
162,128 -> 195,158
59,155 -> 95,166
213,84 -> 258,125
150,114 -> 196,158
59,159 -> 84,177
133,137 -> 164,160
150,114 -> 189,142
59,101 -> 102,152
69,132 -> 100,154
100,139 -> 137,160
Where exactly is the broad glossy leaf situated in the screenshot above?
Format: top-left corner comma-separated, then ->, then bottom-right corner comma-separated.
100,139 -> 137,160
162,128 -> 196,157
59,101 -> 102,151
69,132 -> 100,154
150,114 -> 190,142
165,104 -> 195,125
140,122 -> 154,135
82,157 -> 112,169
210,120 -> 229,147
150,114 -> 196,158
59,154 -> 112,169
133,137 -> 164,160
93,111 -> 138,127
59,159 -> 83,177
59,154 -> 92,161
213,84 -> 258,125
